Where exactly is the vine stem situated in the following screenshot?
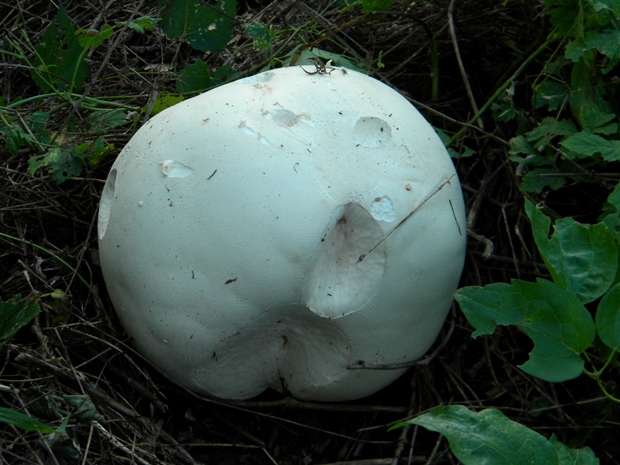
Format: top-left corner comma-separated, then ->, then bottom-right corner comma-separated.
446,29 -> 559,148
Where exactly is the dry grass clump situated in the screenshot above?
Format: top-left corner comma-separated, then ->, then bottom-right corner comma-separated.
1,0 -> 617,464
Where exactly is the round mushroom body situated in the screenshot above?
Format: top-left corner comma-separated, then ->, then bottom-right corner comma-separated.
98,66 -> 467,402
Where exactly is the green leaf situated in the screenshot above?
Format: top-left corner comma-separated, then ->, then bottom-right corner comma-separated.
526,199 -> 617,303
550,435 -> 600,465
177,63 -> 237,93
116,16 -> 160,34
86,110 -> 128,134
588,0 -> 620,14
159,0 -> 236,53
177,60 -> 212,93
545,0 -> 582,38
526,118 -> 577,146
509,135 -> 540,159
245,22 -> 277,51
393,406 -> 558,465
282,47 -> 367,73
0,294 -> 41,341
75,24 -> 114,49
63,395 -> 105,422
520,168 -> 566,193
455,279 -> 595,382
5,126 -> 23,154
595,283 -> 620,350
150,93 -> 185,115
533,80 -> 569,110
435,128 -> 476,158
565,30 -> 620,63
28,146 -> 84,183
570,58 -> 615,130
561,132 -> 620,161
32,4 -> 88,91
600,182 -> 620,235
0,407 -> 56,434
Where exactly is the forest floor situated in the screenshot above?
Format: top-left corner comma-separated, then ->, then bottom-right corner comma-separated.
1,0 -> 619,464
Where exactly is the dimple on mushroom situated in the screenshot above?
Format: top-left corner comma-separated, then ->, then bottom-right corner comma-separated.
97,66 -> 467,402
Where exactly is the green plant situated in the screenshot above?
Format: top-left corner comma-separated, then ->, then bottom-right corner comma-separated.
505,0 -> 620,193
391,406 -> 598,465
0,295 -> 40,342
396,0 -> 620,460
0,407 -> 68,435
0,1 -> 237,182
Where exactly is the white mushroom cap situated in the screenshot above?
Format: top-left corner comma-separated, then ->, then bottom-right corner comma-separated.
98,66 -> 466,401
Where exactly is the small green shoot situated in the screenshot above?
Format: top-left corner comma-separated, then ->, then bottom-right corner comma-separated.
0,407 -> 69,435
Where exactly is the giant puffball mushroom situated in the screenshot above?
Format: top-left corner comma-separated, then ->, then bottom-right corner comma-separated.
98,66 -> 467,402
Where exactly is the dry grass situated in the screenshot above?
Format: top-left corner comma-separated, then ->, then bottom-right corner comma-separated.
1,0 -> 618,464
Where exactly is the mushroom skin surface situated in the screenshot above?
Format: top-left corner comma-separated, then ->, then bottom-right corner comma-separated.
98,66 -> 467,402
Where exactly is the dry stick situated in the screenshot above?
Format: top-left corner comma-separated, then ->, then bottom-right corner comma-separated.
446,34 -> 557,148
391,380 -> 417,465
467,229 -> 494,260
347,314 -> 456,370
359,175 -> 456,263
11,388 -> 61,465
91,421 -> 159,465
14,351 -> 140,419
13,351 -> 197,465
447,0 -> 484,130
502,207 -> 521,278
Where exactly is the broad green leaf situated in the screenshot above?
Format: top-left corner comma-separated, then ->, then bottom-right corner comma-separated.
177,62 -> 237,94
595,283 -> 620,350
550,434 -> 600,465
5,127 -> 22,154
159,0 -> 236,53
570,59 -> 615,131
520,168 -> 566,193
32,5 -> 88,91
0,407 -> 55,434
565,30 -> 620,64
600,182 -> 620,235
0,294 -> 41,341
393,406 -> 559,465
545,0 -> 582,38
28,147 -> 84,183
86,110 -> 128,134
455,279 -> 595,382
509,135 -> 537,155
492,99 -> 517,122
176,60 -> 212,93
533,80 -> 569,111
526,118 -> 577,145
588,0 -> 620,14
526,199 -> 617,303
561,132 -> 620,161
63,395 -> 105,422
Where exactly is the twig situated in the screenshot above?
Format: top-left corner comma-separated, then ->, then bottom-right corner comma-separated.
359,175 -> 455,262
448,0 -> 483,130
467,229 -> 494,260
